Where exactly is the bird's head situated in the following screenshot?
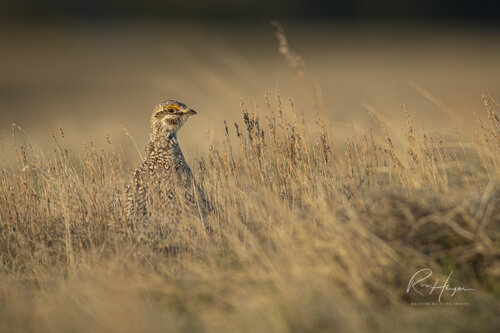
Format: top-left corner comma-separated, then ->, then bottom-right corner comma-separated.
149,100 -> 197,140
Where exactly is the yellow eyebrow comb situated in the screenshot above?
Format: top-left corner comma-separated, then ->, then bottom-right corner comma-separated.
165,105 -> 180,110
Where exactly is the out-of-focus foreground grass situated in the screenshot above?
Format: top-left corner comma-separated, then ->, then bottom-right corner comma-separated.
0,25 -> 500,332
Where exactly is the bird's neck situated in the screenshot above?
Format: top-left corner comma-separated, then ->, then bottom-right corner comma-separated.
147,131 -> 183,157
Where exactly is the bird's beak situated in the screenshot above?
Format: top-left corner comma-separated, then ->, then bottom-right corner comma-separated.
186,109 -> 197,116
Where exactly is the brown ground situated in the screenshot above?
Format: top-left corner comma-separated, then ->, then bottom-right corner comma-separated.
1,21 -> 499,161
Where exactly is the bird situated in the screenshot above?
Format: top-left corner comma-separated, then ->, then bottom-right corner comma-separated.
125,100 -> 210,236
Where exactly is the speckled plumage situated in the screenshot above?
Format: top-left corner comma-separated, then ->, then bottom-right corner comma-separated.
125,100 -> 209,233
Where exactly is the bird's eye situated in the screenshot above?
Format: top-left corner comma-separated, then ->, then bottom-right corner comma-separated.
167,108 -> 176,113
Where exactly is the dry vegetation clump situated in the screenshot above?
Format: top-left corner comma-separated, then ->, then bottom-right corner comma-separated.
0,89 -> 499,332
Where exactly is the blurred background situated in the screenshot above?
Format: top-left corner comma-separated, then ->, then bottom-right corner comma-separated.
1,0 -> 500,162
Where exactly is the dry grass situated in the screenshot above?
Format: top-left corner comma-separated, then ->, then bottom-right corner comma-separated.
1,29 -> 500,333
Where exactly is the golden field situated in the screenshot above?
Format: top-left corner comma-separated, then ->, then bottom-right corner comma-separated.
0,22 -> 499,332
